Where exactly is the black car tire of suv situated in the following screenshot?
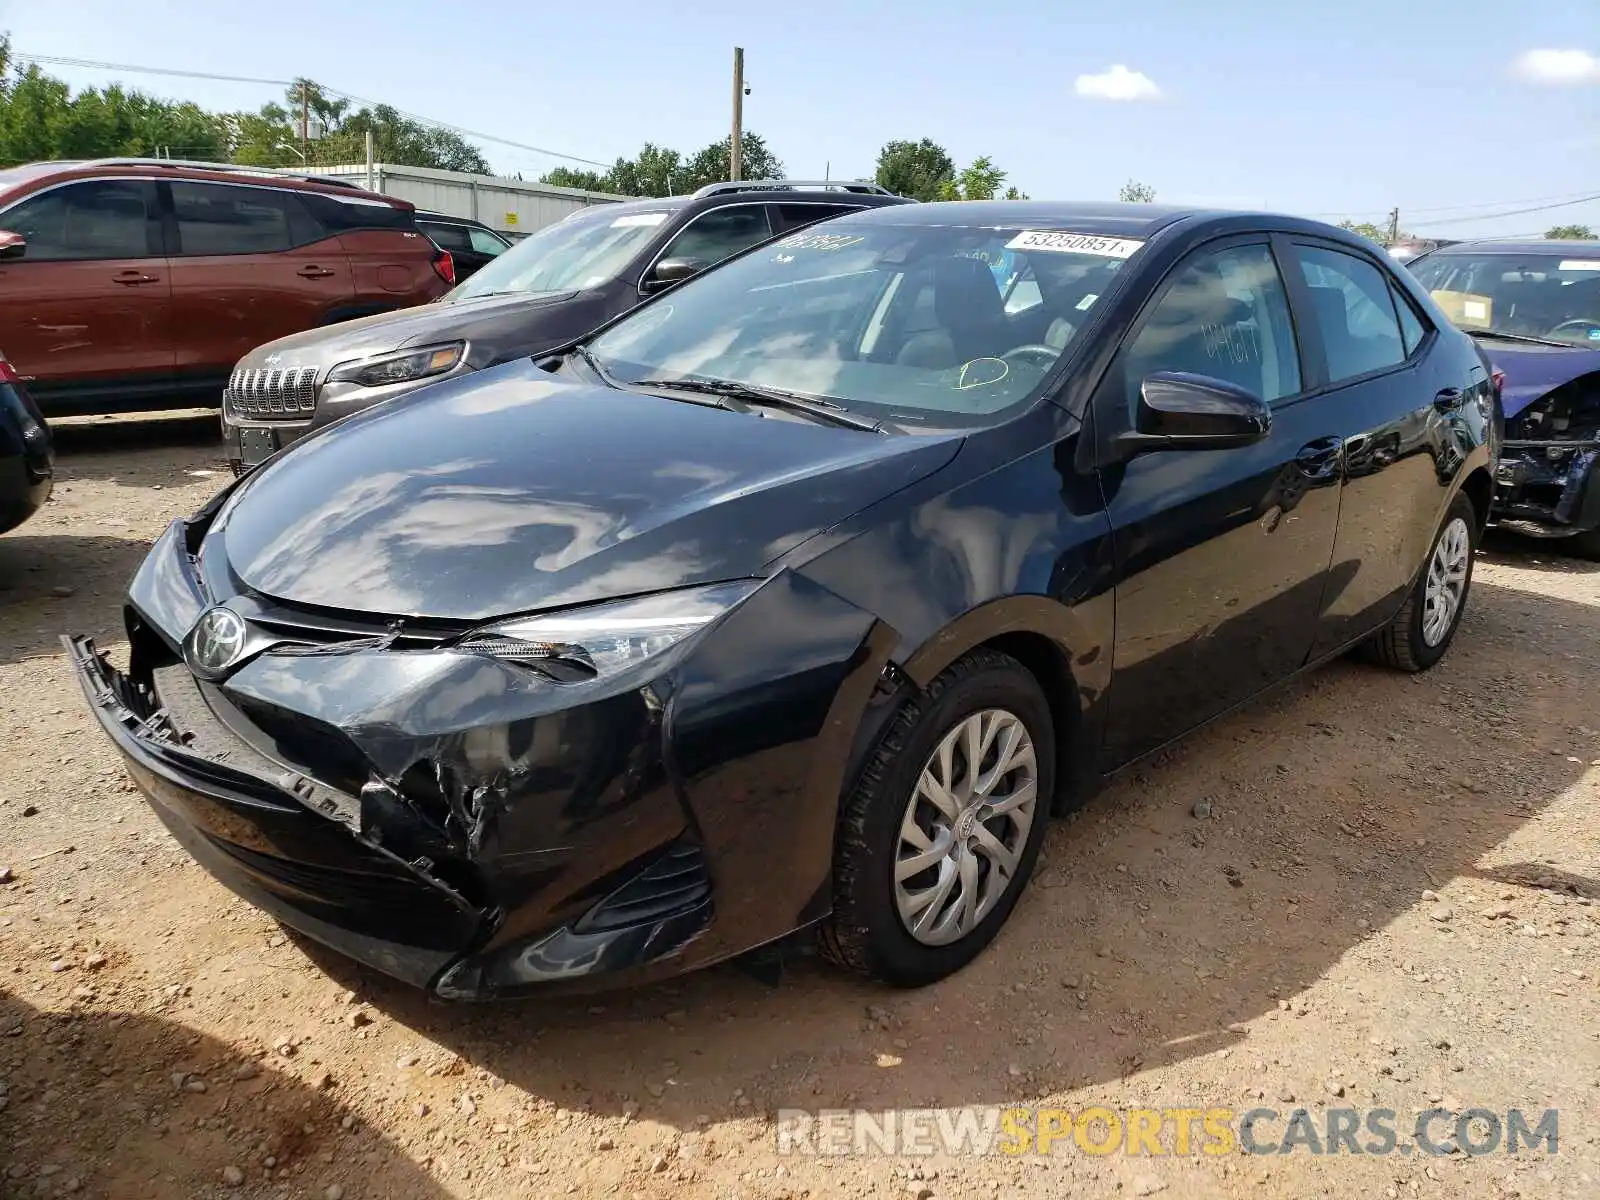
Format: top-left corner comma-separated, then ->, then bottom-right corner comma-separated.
1363,491 -> 1478,672
820,650 -> 1055,987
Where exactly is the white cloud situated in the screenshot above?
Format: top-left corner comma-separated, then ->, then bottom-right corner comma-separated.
1074,64 -> 1163,102
1510,48 -> 1600,85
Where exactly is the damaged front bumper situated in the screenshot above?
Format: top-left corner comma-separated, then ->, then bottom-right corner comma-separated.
67,519 -> 890,999
1493,438 -> 1600,536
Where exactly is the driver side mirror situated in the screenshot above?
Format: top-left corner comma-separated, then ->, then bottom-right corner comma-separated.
0,231 -> 25,262
1114,371 -> 1271,458
642,256 -> 709,294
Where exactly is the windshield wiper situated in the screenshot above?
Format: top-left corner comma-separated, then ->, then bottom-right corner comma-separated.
1463,328 -> 1572,348
631,375 -> 888,432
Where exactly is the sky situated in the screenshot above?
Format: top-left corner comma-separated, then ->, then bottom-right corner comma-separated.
2,0 -> 1597,240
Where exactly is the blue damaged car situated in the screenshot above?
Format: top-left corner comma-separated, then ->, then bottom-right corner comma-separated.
1409,239 -> 1600,557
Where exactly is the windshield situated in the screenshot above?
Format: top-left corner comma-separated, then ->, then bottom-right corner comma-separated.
1410,251 -> 1600,346
450,207 -> 673,299
587,222 -> 1139,427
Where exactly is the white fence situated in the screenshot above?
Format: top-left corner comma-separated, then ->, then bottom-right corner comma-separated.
315,163 -> 630,236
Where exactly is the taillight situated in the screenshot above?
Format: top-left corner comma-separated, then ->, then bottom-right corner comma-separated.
0,356 -> 17,385
432,250 -> 456,286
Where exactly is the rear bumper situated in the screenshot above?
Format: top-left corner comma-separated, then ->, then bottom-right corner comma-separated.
1492,439 -> 1600,536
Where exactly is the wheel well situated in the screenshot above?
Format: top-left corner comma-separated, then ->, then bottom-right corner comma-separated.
1460,467 -> 1493,535
980,631 -> 1083,815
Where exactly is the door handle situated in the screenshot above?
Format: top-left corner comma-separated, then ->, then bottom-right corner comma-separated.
113,270 -> 158,285
297,265 -> 337,279
1294,436 -> 1343,481
1433,387 -> 1464,412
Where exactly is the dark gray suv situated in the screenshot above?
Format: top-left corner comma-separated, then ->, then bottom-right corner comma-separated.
222,180 -> 912,473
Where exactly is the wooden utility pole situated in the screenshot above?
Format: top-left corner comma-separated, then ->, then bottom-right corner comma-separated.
730,47 -> 744,183
1387,206 -> 1400,245
300,80 -> 310,165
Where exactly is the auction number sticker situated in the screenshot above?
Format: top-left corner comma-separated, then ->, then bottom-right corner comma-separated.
611,212 -> 669,228
774,231 -> 866,252
1006,230 -> 1144,258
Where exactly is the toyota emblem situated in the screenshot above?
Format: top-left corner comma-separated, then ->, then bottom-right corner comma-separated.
185,606 -> 248,680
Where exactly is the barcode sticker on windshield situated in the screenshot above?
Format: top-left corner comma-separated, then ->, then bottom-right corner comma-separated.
611,212 -> 669,228
1006,231 -> 1144,258
1558,260 -> 1600,272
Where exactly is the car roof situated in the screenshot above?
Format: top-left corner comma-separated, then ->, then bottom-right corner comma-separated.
829,200 -> 1219,238
1431,238 -> 1600,255
0,158 -> 412,208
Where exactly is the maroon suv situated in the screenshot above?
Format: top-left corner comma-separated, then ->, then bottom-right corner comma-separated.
0,159 -> 454,415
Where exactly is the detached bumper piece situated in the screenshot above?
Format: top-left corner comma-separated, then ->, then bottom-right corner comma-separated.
65,635 -> 720,998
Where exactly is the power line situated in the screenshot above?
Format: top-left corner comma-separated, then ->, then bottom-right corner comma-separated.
1411,192 -> 1600,229
9,50 -> 612,169
1302,189 -> 1600,220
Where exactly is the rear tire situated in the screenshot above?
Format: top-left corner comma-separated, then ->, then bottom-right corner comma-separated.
1364,491 -> 1477,672
819,650 -> 1055,987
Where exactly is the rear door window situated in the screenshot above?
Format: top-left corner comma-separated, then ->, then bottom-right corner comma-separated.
171,183 -> 292,256
1294,244 -> 1408,383
0,179 -> 160,260
773,202 -> 862,232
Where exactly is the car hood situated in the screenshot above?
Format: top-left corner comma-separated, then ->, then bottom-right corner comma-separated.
209,361 -> 963,622
234,291 -> 580,371
1474,337 -> 1600,419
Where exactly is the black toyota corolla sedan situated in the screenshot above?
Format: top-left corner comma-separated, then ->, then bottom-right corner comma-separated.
69,202 -> 1497,998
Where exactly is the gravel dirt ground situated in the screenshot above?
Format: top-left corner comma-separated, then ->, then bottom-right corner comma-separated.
2,414 -> 1598,1200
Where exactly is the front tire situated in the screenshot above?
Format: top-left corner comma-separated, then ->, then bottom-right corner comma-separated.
1364,491 -> 1477,672
820,650 -> 1055,986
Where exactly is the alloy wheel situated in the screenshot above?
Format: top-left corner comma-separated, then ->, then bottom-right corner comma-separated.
893,708 -> 1039,946
1421,516 -> 1471,647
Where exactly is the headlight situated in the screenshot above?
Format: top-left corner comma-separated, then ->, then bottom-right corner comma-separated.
327,342 -> 464,389
455,581 -> 758,680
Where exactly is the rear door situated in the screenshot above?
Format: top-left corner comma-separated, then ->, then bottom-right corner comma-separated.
1283,237 -> 1488,655
164,180 -> 356,381
1095,236 -> 1342,768
0,178 -> 173,397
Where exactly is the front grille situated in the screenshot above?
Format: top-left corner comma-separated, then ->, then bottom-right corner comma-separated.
226,365 -> 320,420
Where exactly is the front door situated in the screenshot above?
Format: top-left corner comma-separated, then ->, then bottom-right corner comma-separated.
0,178 -> 173,400
1096,237 -> 1342,769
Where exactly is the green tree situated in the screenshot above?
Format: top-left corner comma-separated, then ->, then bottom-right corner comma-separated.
1545,224 -> 1597,240
540,166 -> 612,193
1118,179 -> 1156,203
539,132 -> 784,197
874,137 -> 955,201
0,36 -> 227,165
682,131 -> 783,191
936,156 -> 1009,201
222,83 -> 489,173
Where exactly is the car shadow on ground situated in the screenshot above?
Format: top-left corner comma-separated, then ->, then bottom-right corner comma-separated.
1481,528 -> 1600,575
0,990 -> 450,1200
290,577 -> 1598,1132
44,412 -> 227,489
0,534 -> 156,666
